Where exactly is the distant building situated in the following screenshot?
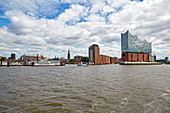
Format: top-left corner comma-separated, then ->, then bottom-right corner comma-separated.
67,49 -> 70,60
53,57 -> 60,60
89,44 -> 115,64
9,53 -> 16,61
0,56 -> 7,61
20,55 -> 44,61
165,57 -> 169,62
11,53 -> 16,61
61,57 -> 65,60
110,57 -> 118,64
153,54 -> 156,61
74,55 -> 82,63
159,57 -> 169,62
121,30 -> 152,62
89,44 -> 100,64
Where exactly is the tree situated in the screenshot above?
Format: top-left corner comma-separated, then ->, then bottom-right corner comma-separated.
81,57 -> 89,62
69,59 -> 76,62
0,57 -> 6,61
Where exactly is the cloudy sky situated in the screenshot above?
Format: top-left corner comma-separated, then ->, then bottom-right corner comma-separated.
0,0 -> 170,59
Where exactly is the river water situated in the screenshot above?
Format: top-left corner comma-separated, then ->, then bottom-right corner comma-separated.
0,64 -> 169,113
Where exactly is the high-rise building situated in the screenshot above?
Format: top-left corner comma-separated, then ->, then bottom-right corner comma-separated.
121,31 -> 152,62
11,53 -> 16,61
89,44 -> 100,64
67,49 -> 70,60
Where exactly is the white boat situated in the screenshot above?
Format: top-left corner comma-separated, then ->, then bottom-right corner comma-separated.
77,64 -> 89,67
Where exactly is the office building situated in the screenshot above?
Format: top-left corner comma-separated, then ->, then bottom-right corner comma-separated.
89,44 -> 100,64
11,53 -> 16,61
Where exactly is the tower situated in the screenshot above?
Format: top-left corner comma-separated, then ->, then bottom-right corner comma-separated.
67,49 -> 70,60
89,44 -> 100,64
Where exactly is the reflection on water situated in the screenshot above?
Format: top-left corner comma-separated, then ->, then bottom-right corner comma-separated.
0,65 -> 170,112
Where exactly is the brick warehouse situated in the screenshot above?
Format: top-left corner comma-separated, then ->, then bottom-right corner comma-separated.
122,53 -> 152,62
121,31 -> 152,62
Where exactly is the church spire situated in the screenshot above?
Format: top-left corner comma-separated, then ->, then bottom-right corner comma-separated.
67,49 -> 70,60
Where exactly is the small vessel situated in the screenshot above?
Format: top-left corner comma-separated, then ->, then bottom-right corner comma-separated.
77,64 -> 89,67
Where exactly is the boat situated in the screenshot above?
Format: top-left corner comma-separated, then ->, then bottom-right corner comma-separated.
77,64 -> 89,67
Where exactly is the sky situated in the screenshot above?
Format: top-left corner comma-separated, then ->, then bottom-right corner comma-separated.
0,0 -> 170,59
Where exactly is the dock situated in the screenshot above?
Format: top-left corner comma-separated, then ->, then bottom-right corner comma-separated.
119,62 -> 162,65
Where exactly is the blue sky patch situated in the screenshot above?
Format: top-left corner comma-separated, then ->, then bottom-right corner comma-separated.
0,18 -> 10,27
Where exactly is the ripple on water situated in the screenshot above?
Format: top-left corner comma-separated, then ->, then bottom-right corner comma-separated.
0,65 -> 170,112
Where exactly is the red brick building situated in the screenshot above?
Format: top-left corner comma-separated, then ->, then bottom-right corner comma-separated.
121,31 -> 152,62
89,44 -> 117,64
100,55 -> 103,64
74,55 -> 82,63
110,57 -> 118,64
106,56 -> 110,64
89,44 -> 100,64
122,53 -> 152,62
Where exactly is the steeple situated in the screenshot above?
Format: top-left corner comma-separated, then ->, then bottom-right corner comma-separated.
67,49 -> 70,60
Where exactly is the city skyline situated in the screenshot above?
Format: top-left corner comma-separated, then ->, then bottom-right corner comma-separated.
0,0 -> 170,59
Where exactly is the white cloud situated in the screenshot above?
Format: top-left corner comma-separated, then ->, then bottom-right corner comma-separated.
0,0 -> 170,59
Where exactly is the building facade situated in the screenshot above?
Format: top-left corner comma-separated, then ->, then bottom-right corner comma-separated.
11,53 -> 16,61
121,31 -> 152,62
89,44 -> 117,64
89,44 -> 100,64
20,55 -> 44,61
74,55 -> 82,63
110,57 -> 118,64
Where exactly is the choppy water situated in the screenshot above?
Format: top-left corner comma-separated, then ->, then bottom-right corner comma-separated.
0,64 -> 170,113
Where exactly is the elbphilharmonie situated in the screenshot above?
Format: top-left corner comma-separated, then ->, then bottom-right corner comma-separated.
121,30 -> 152,62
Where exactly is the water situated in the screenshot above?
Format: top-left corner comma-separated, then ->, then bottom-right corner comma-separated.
0,65 -> 170,113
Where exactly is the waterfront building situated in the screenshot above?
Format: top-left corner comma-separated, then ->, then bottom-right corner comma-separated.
89,44 -> 100,64
121,31 -> 152,62
89,44 -> 116,64
11,53 -> 16,61
20,55 -> 44,61
74,55 -> 82,63
110,57 -> 118,64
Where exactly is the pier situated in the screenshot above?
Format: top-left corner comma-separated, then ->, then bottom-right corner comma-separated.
119,62 -> 162,65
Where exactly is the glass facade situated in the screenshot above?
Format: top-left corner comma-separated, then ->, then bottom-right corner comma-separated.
121,31 -> 152,54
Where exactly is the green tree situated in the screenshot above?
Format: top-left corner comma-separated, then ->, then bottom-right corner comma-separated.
0,57 -> 6,61
81,57 -> 89,62
69,59 -> 76,62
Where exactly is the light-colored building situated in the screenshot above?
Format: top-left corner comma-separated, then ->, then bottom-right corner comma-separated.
20,55 -> 44,61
